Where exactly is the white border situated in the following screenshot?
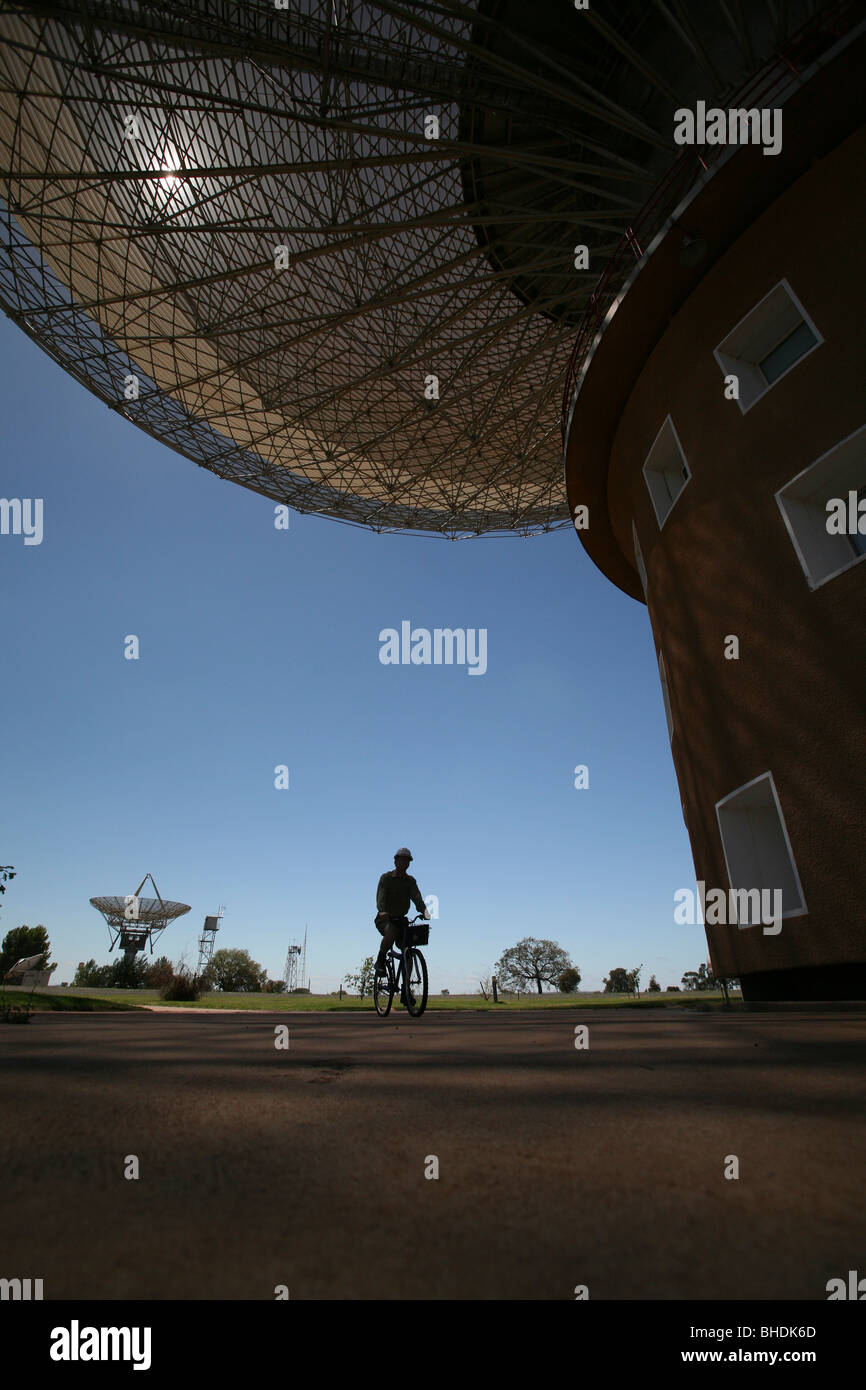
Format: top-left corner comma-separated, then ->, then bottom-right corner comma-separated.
642,414 -> 691,528
632,520 -> 648,598
715,770 -> 808,919
775,423 -> 866,589
657,649 -> 674,742
712,278 -> 824,415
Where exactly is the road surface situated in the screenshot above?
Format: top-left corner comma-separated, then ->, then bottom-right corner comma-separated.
1,1008 -> 863,1299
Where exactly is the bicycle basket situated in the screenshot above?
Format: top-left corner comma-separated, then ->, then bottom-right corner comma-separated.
407,922 -> 429,946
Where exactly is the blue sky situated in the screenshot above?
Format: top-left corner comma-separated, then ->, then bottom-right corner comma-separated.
0,314 -> 708,992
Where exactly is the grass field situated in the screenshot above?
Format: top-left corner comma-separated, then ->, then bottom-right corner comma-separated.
15,985 -> 743,1013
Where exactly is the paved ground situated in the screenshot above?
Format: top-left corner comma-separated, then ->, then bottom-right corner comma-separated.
1,1008 -> 864,1300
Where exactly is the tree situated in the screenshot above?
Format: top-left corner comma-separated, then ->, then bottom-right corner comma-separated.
603,967 -> 631,994
683,961 -> 740,1002
0,866 -> 15,918
647,974 -> 661,993
557,966 -> 581,993
604,965 -> 642,997
119,959 -> 138,986
109,954 -> 149,988
1,924 -> 53,978
343,955 -> 375,999
682,963 -> 718,992
478,976 -> 492,1000
494,937 -> 573,995
73,959 -> 111,986
204,948 -> 266,992
262,978 -> 287,994
71,955 -> 149,987
143,955 -> 175,989
626,963 -> 644,997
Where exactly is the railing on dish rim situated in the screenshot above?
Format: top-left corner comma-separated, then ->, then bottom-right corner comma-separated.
559,1 -> 857,446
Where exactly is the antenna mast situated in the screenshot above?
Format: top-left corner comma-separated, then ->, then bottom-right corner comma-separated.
283,940 -> 301,992
197,905 -> 224,977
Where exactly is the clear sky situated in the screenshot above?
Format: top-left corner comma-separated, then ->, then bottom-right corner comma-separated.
0,314 -> 709,994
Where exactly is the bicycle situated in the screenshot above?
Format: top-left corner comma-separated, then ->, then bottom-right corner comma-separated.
373,914 -> 429,1018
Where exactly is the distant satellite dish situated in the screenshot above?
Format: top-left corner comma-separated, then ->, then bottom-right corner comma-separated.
5,953 -> 45,977
90,873 -> 190,957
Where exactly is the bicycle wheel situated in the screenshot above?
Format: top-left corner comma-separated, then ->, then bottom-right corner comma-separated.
373,960 -> 394,1017
403,948 -> 428,1017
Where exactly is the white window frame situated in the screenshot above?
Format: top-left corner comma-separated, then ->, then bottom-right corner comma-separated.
715,771 -> 808,923
642,416 -> 691,529
632,521 -> 648,598
713,279 -> 823,415
775,425 -> 866,589
657,650 -> 674,741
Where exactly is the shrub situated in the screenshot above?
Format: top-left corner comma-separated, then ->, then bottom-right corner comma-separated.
5,1008 -> 31,1023
160,967 -> 201,1002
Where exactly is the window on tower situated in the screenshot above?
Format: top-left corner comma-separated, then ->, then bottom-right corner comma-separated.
776,425 -> 866,588
758,320 -> 819,384
716,773 -> 807,923
642,416 -> 691,528
714,279 -> 823,413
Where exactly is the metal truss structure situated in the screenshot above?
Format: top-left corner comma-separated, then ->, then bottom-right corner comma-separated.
283,941 -> 301,992
197,909 -> 223,976
90,873 -> 191,957
0,0 -> 850,536
283,925 -> 309,991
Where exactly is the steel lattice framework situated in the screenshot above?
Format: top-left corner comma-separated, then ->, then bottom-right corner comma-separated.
0,0 -> 845,536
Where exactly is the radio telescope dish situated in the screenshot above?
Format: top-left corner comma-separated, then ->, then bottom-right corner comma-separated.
0,0 -> 840,536
90,874 -> 191,958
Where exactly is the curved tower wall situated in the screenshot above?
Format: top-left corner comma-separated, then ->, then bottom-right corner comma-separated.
613,129 -> 865,996
565,40 -> 866,999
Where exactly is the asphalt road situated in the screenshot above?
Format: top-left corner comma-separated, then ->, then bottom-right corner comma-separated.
2,1008 -> 864,1300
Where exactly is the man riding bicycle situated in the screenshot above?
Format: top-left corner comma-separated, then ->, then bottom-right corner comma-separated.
374,848 -> 430,987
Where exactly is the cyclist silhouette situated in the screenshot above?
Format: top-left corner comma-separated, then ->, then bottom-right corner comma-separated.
374,847 -> 430,977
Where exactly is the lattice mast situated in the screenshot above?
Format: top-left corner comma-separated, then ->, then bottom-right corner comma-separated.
197,906 -> 224,976
283,941 -> 301,992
